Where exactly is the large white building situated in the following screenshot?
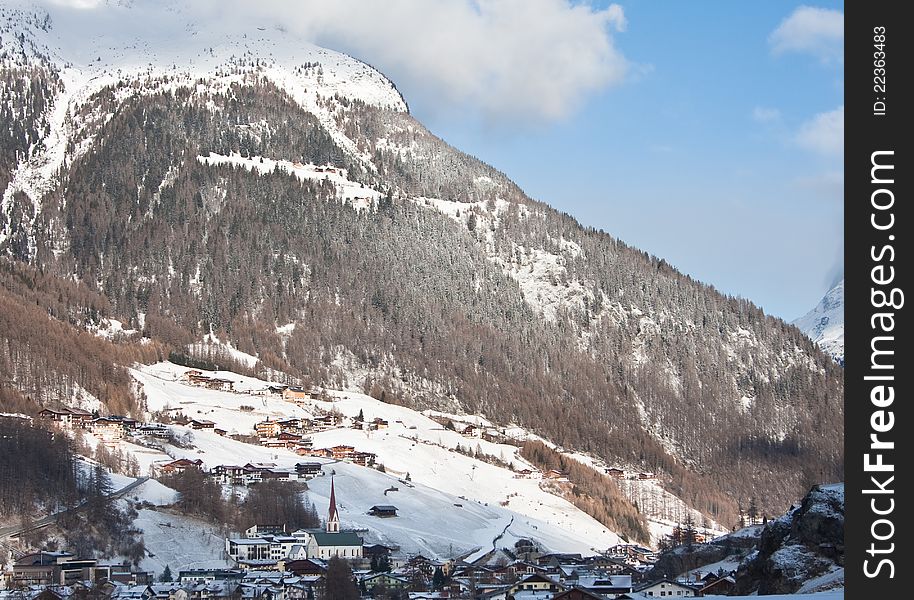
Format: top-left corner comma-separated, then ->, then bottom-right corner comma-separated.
225,477 -> 363,567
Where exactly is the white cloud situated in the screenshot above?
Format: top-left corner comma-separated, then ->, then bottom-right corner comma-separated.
230,0 -> 629,122
769,6 -> 843,63
752,106 -> 781,122
796,106 -> 843,157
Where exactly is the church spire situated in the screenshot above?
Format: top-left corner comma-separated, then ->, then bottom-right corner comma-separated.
327,476 -> 340,533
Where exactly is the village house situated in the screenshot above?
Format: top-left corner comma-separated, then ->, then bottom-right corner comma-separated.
349,451 -> 376,467
37,407 -> 93,426
461,424 -> 481,437
212,465 -> 255,485
551,588 -> 607,600
160,458 -> 204,474
631,578 -> 699,597
605,468 -> 625,478
508,573 -> 565,596
190,419 -> 216,430
294,462 -> 323,478
360,572 -> 409,593
255,420 -> 283,438
329,445 -> 356,460
138,423 -> 170,438
699,575 -> 736,596
282,387 -> 309,402
367,505 -> 398,518
87,417 -> 126,442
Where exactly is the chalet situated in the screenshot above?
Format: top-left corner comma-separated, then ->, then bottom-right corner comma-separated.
295,462 -> 323,477
573,575 -> 633,596
551,588 -> 609,600
186,373 -> 212,386
38,407 -> 93,425
213,465 -> 255,485
371,417 -> 389,429
508,573 -> 565,596
361,572 -> 409,593
461,424 -> 481,437
470,548 -> 517,568
277,432 -> 302,443
367,505 -> 398,518
637,472 -> 655,480
259,468 -> 292,481
606,545 -> 657,565
362,544 -> 395,560
329,445 -> 355,460
606,468 -> 625,478
284,559 -> 328,576
87,417 -> 126,441
205,378 -> 234,392
277,417 -> 302,431
138,423 -> 170,438
311,415 -> 338,430
544,469 -> 567,480
214,428 -> 227,436
632,579 -> 698,597
500,560 -> 546,580
282,387 -> 309,402
699,575 -> 736,596
536,553 -> 583,568
349,451 -> 376,467
190,419 -> 216,430
160,458 -> 204,474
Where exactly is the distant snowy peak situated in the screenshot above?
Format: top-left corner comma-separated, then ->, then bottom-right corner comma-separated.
793,279 -> 844,365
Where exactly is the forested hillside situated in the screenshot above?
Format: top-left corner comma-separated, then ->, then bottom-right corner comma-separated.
0,1 -> 843,528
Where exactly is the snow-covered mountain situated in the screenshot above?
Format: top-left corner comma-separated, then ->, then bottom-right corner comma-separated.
793,280 -> 844,366
0,0 -> 844,530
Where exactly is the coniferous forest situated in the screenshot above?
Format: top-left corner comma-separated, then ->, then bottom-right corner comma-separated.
0,46 -> 843,529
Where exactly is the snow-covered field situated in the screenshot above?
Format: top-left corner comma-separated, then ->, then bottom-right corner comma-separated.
134,508 -> 231,575
124,362 -> 628,558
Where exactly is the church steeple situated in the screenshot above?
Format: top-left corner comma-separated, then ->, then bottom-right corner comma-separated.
327,476 -> 340,533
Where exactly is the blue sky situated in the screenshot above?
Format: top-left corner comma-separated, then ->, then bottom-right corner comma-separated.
402,1 -> 844,321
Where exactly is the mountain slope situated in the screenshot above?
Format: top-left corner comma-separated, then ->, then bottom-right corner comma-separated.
0,0 -> 843,528
793,279 -> 844,366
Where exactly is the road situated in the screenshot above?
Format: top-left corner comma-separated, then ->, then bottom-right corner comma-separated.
0,476 -> 150,541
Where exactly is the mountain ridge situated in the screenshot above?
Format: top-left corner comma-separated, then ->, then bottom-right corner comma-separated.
0,0 -> 843,529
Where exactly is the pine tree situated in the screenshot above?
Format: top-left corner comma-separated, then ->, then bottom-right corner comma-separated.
325,556 -> 359,600
160,565 -> 173,582
432,567 -> 446,590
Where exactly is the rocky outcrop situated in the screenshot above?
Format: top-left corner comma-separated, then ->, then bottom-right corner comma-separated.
735,483 -> 844,595
648,524 -> 762,580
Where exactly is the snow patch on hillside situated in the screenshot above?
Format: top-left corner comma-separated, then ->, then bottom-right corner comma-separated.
197,152 -> 383,210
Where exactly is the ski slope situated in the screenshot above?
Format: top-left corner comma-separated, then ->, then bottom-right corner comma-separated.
130,362 -> 623,558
